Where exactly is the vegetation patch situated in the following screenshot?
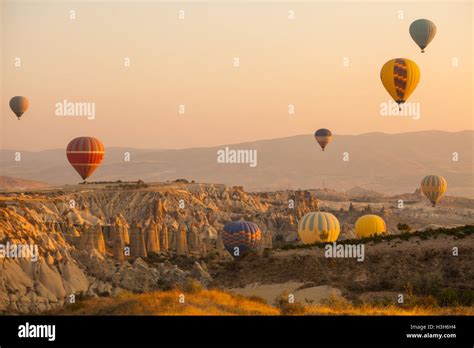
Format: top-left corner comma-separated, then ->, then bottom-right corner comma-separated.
279,225 -> 474,251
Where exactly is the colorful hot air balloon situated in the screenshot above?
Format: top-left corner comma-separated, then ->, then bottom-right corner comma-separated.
9,96 -> 29,120
355,215 -> 386,238
314,129 -> 333,151
298,212 -> 340,244
66,137 -> 105,181
222,221 -> 261,258
409,19 -> 437,53
380,58 -> 420,110
421,175 -> 447,207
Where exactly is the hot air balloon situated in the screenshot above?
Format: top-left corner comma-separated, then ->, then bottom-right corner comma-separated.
409,19 -> 437,53
298,212 -> 340,244
380,58 -> 420,110
222,221 -> 261,258
421,175 -> 447,207
9,96 -> 29,120
355,215 -> 386,238
66,137 -> 104,181
314,129 -> 333,151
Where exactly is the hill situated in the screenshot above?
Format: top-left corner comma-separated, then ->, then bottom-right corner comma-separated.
1,130 -> 472,196
0,176 -> 50,190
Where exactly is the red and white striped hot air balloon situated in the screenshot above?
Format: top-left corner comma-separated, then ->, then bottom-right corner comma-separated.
66,137 -> 104,181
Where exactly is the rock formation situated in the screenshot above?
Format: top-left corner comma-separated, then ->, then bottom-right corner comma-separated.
129,221 -> 147,259
145,220 -> 160,254
112,217 -> 125,262
176,224 -> 189,256
161,222 -> 169,251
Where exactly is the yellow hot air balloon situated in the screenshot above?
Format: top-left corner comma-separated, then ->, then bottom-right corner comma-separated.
421,175 -> 447,207
380,58 -> 420,110
9,96 -> 29,120
298,212 -> 340,244
355,215 -> 386,238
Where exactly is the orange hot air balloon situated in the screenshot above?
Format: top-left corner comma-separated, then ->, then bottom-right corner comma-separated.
9,96 -> 29,120
66,137 -> 104,181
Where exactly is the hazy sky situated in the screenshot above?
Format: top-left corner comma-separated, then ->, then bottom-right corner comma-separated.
1,0 -> 472,150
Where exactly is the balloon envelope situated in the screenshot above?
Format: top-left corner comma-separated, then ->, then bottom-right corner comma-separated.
9,96 -> 29,120
66,137 -> 105,180
355,215 -> 386,238
409,19 -> 436,53
298,212 -> 340,244
421,175 -> 447,207
222,221 -> 261,257
380,58 -> 420,106
314,129 -> 333,151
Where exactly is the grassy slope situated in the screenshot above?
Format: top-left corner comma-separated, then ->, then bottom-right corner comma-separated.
58,289 -> 279,316
57,289 -> 473,316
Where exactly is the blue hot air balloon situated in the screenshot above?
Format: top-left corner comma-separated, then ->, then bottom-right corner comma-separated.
222,221 -> 262,257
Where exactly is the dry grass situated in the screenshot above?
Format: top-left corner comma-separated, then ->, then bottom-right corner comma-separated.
303,304 -> 474,316
302,293 -> 474,316
59,289 -> 473,316
60,289 -> 280,316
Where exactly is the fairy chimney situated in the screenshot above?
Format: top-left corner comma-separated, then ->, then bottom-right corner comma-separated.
176,224 -> 188,256
138,224 -> 148,258
79,224 -> 106,254
216,230 -> 226,253
146,220 -> 160,253
113,217 -> 125,262
95,225 -> 106,254
130,221 -> 147,258
117,213 -> 130,244
161,222 -> 169,251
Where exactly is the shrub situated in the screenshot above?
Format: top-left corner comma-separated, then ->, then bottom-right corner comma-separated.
275,291 -> 306,316
437,288 -> 474,307
279,301 -> 306,315
397,223 -> 411,232
320,292 -> 351,309
459,290 -> 474,306
437,288 -> 460,306
412,272 -> 443,296
181,278 -> 203,294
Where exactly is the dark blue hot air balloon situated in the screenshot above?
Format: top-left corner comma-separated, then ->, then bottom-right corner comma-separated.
222,221 -> 262,258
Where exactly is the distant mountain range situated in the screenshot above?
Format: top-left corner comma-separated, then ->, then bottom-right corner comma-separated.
1,131 -> 472,196
0,176 -> 50,190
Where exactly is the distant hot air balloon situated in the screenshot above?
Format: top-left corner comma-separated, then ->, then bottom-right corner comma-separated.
314,129 -> 333,151
380,58 -> 420,110
355,215 -> 386,238
222,221 -> 261,258
66,137 -> 105,181
298,212 -> 340,244
409,19 -> 437,53
421,175 -> 447,207
9,96 -> 29,120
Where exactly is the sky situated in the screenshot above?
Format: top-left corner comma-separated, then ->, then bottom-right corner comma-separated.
1,0 -> 473,150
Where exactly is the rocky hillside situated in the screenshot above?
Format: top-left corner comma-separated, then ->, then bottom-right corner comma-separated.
0,182 -> 314,313
213,230 -> 474,297
1,181 -> 473,313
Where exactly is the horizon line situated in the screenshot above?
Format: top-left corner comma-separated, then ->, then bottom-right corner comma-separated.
1,129 -> 472,153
